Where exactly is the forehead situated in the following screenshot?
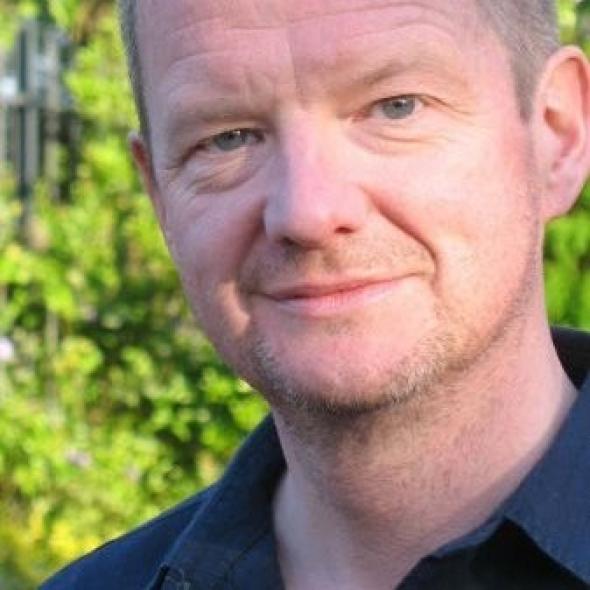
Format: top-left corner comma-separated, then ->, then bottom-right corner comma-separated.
136,0 -> 490,76
136,0 -> 509,129
138,0 -> 481,31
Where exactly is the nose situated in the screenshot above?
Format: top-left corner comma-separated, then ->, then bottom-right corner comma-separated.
263,118 -> 369,248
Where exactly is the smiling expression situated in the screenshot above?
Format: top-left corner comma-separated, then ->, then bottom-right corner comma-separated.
134,0 -> 545,414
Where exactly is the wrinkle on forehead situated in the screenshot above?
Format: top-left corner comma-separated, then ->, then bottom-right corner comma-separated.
139,0 -> 498,140
139,0 -> 481,49
285,0 -> 476,27
140,0 -> 480,30
283,6 -> 476,88
140,0 -> 481,80
139,0 -> 286,31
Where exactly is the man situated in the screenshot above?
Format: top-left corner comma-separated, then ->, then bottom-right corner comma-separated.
42,0 -> 590,588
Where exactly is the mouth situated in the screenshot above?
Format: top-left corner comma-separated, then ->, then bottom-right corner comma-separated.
259,277 -> 408,318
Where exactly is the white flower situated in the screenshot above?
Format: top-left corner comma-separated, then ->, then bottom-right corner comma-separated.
65,449 -> 92,469
0,337 -> 15,363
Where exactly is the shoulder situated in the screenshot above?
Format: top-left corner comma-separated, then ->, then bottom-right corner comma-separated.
40,485 -> 216,590
39,416 -> 283,590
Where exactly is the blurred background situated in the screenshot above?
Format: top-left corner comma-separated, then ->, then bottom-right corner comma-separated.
0,0 -> 589,588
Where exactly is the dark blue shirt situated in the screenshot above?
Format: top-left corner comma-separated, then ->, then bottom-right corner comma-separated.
41,327 -> 590,589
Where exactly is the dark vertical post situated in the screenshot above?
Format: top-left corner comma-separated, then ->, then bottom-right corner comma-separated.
1,19 -> 74,221
15,21 -> 42,239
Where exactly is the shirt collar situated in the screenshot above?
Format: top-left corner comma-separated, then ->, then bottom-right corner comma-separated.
437,327 -> 590,583
153,416 -> 285,589
154,327 -> 590,588
504,370 -> 590,582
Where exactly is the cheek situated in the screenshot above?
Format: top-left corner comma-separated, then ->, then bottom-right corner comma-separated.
362,130 -> 540,307
430,155 -> 537,277
432,152 -> 540,328
162,187 -> 264,323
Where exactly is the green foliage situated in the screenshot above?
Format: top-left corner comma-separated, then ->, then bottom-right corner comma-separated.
0,0 -> 589,588
0,2 -> 266,588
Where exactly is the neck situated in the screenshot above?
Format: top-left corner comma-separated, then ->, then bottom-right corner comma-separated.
272,318 -> 577,590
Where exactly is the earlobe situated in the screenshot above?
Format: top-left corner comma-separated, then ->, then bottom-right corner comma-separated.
534,46 -> 590,221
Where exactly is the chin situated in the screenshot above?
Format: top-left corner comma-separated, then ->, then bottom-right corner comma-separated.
241,326 -> 460,419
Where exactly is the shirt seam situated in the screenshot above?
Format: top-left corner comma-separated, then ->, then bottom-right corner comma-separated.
213,522 -> 275,590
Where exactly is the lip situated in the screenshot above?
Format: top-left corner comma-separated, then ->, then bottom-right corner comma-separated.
259,277 -> 407,318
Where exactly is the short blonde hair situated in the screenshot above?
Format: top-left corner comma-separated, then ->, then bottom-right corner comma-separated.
475,0 -> 559,117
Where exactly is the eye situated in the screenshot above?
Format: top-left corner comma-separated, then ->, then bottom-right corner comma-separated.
201,128 -> 263,153
373,95 -> 422,120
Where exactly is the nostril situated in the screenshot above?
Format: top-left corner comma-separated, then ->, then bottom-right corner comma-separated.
281,236 -> 298,248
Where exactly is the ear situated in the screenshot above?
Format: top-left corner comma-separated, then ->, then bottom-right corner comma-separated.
533,46 -> 590,221
129,132 -> 177,255
129,132 -> 164,220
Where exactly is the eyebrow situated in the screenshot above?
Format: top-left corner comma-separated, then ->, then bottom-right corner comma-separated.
322,50 -> 469,98
161,47 -> 468,137
161,93 -> 267,145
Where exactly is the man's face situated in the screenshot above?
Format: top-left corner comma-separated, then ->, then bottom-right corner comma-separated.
135,0 -> 544,413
